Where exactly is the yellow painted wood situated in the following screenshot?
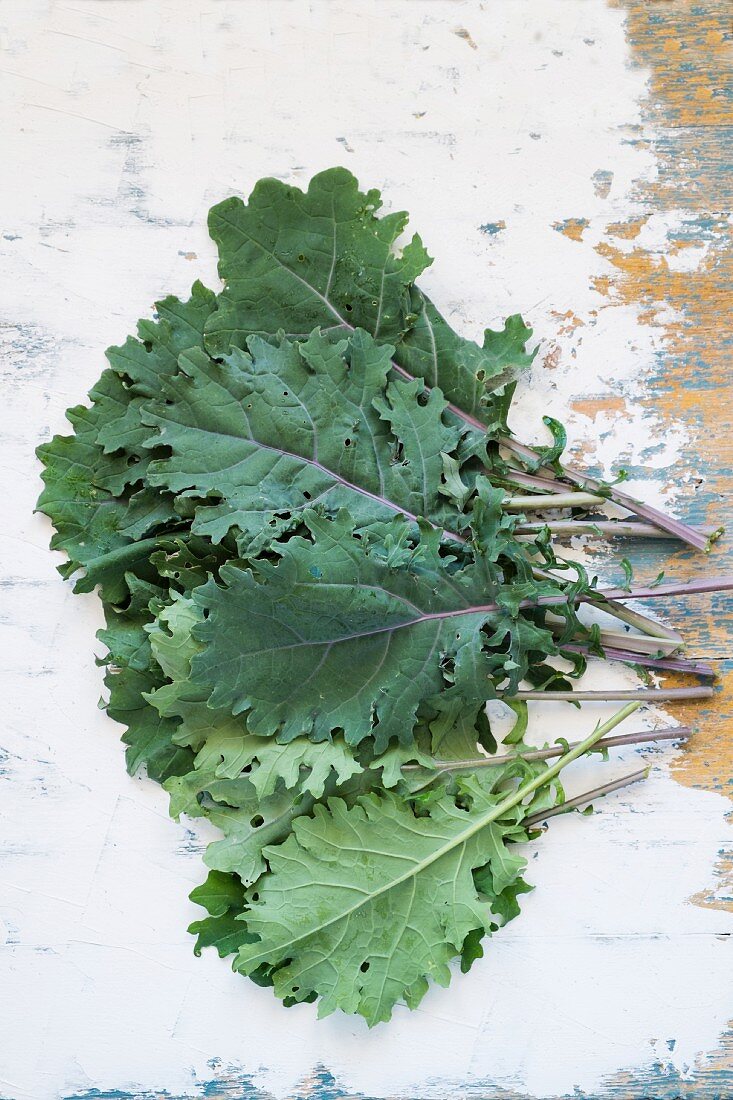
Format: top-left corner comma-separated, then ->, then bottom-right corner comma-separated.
599,2 -> 733,817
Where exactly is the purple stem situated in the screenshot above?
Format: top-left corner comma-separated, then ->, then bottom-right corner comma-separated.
561,643 -> 715,678
501,437 -> 712,550
282,576 -> 733,650
416,725 -> 690,771
301,298 -> 715,551
591,575 -> 733,602
525,767 -> 650,827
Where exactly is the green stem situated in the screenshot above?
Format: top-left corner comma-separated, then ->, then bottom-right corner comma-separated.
545,614 -> 680,657
594,598 -> 682,644
460,703 -> 642,832
504,491 -> 606,511
502,687 -> 712,702
516,521 -> 714,539
589,627 -> 680,656
531,565 -> 682,647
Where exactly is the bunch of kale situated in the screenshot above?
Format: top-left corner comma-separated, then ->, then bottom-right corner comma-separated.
37,169 -> 716,1024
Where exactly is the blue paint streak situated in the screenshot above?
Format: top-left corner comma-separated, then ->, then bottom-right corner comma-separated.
58,1067 -> 371,1100
51,1055 -> 733,1100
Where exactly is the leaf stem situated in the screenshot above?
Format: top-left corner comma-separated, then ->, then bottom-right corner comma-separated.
592,601 -> 683,644
516,520 -> 717,540
498,470 -> 574,496
546,617 -> 681,657
590,629 -> 679,656
500,437 -> 714,551
501,687 -> 713,702
560,643 -> 714,677
504,492 -> 607,511
539,574 -> 733,610
404,725 -> 689,772
524,766 -> 650,827
532,566 -> 683,644
463,703 -> 642,829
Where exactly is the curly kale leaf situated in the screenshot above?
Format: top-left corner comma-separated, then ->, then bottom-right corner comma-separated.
36,283 -> 217,600
190,506 -> 568,751
205,168 -> 534,429
232,756 -> 553,1026
140,328 -> 463,550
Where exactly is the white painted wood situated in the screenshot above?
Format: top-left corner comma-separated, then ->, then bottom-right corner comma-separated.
1,2 -> 730,1098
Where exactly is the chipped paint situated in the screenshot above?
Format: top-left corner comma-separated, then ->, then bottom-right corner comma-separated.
453,27 -> 478,51
600,2 -> 733,804
479,219 -> 505,236
553,217 -> 590,241
591,168 -> 614,198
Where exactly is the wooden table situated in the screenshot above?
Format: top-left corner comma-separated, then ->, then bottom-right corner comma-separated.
1,2 -> 730,1097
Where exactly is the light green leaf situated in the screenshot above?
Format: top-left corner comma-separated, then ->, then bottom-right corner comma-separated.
233,767 -> 541,1025
147,592 -> 202,682
439,452 -> 472,511
239,737 -> 362,800
203,789 -> 316,886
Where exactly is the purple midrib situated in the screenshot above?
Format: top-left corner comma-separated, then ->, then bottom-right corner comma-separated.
148,382 -> 468,545
254,575 -> 733,653
214,220 -> 709,548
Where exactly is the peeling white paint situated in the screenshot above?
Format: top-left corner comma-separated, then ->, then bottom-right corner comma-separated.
1,2 -> 730,1099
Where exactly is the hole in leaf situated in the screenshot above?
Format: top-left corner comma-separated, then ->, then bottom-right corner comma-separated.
360,961 -> 370,972
476,369 -> 485,382
303,490 -> 312,500
344,438 -> 351,447
344,303 -> 353,312
250,814 -> 264,828
297,253 -> 306,262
